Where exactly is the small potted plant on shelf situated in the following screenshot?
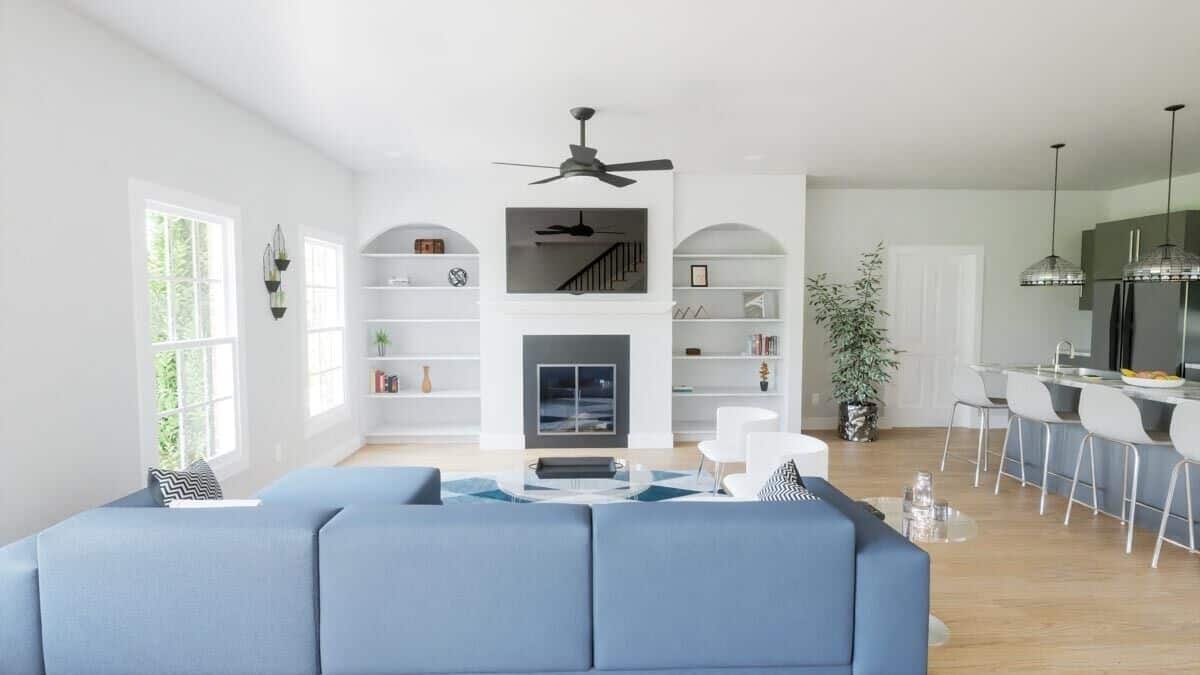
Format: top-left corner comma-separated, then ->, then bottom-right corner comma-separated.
759,361 -> 770,391
806,242 -> 900,442
373,329 -> 391,357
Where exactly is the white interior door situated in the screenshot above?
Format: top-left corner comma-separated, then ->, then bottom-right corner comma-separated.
884,246 -> 983,427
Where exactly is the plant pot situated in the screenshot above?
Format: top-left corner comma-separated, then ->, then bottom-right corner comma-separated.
838,401 -> 878,442
264,279 -> 281,293
270,307 -> 287,320
376,344 -> 387,357
274,258 -> 291,271
760,381 -> 769,392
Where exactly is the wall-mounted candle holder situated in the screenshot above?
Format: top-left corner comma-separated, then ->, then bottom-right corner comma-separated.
270,289 -> 287,320
263,244 -> 281,293
273,224 -> 290,271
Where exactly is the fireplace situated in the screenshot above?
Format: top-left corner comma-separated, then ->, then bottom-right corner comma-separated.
523,336 -> 629,448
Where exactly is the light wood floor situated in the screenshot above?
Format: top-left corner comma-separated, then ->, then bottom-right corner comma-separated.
342,428 -> 1200,674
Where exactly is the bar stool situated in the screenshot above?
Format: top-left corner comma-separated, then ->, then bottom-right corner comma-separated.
1152,399 -> 1199,568
1066,384 -> 1173,554
996,372 -> 1085,515
941,365 -> 1009,487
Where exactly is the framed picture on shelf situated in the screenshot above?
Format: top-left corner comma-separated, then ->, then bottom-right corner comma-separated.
690,264 -> 709,287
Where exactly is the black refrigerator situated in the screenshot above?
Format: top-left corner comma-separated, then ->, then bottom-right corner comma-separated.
1090,280 -> 1200,377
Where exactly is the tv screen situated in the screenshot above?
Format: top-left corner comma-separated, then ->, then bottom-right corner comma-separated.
506,208 -> 648,294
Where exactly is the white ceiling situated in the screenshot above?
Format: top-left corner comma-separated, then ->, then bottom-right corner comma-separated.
67,0 -> 1200,189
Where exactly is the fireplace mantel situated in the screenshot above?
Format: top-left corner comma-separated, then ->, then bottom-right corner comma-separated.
482,299 -> 675,317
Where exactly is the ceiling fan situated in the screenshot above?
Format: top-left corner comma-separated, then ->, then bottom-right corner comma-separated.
494,107 -> 674,187
535,210 -> 622,237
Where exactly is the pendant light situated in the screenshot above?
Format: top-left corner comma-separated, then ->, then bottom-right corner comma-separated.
1020,143 -> 1085,286
1123,104 -> 1200,282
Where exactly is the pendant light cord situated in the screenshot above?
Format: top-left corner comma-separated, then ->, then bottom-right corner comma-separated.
1165,107 -> 1177,245
1051,145 -> 1060,256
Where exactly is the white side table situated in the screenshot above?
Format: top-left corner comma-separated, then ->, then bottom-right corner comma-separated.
864,496 -> 978,648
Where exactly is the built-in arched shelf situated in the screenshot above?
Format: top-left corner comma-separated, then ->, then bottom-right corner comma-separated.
672,224 -> 788,440
361,224 -> 481,443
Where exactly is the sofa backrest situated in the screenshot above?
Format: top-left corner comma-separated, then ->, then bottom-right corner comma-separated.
317,503 -> 593,675
36,505 -> 338,675
0,535 -> 43,675
591,500 -> 857,671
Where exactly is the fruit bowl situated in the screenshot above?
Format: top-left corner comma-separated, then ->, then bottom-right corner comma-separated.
1121,375 -> 1185,388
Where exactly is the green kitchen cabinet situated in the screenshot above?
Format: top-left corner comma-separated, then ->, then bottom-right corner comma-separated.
1078,229 -> 1094,310
1092,211 -> 1200,281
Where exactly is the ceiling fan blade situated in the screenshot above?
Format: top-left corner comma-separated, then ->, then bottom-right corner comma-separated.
529,175 -> 564,185
602,159 -> 674,172
494,161 -> 559,169
569,144 -> 598,164
596,172 -> 636,188
594,231 -> 623,235
535,230 -> 566,235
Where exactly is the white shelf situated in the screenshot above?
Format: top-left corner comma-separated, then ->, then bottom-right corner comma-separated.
367,354 -> 479,361
365,424 -> 480,440
364,318 -> 480,323
674,286 -> 784,291
362,285 -> 479,291
673,353 -> 782,360
362,253 -> 479,259
674,318 -> 783,323
673,253 -> 785,259
365,389 -> 481,399
672,387 -> 782,398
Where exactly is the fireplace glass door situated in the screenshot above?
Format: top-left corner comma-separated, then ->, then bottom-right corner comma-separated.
537,364 -> 616,435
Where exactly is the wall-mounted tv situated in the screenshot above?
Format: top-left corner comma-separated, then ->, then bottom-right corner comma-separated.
506,207 -> 648,294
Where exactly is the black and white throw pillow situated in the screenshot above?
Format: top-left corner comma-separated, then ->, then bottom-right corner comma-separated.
757,459 -> 820,502
148,459 -> 223,505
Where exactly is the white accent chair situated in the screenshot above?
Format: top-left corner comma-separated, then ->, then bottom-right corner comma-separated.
1152,399 -> 1199,568
697,407 -> 780,494
940,365 -> 1010,487
1066,384 -> 1173,554
997,372 -> 1084,515
723,432 -> 830,499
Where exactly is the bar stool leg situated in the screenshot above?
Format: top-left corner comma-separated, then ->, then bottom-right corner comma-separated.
982,410 -> 990,473
1064,433 -> 1090,525
1088,435 -> 1099,514
1125,444 -> 1140,554
995,415 -> 1014,494
1017,417 -> 1026,485
1186,463 -> 1195,553
1153,459 -> 1186,568
940,402 -> 959,472
974,407 -> 985,488
1120,447 -> 1130,524
1039,422 -> 1053,515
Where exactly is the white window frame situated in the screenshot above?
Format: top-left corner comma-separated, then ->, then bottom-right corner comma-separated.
128,179 -> 249,482
301,227 -> 349,437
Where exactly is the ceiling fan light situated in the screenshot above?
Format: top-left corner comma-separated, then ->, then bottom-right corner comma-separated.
1020,254 -> 1086,286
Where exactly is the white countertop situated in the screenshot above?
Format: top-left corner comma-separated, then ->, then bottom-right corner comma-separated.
973,363 -> 1200,405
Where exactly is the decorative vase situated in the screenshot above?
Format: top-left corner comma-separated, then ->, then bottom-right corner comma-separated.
760,380 -> 768,392
376,343 -> 387,357
421,366 -> 432,393
838,401 -> 878,442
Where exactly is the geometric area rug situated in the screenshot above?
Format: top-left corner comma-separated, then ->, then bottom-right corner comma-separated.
441,469 -> 723,504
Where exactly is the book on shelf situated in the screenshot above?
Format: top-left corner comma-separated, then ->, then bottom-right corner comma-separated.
370,369 -> 401,394
744,333 -> 779,356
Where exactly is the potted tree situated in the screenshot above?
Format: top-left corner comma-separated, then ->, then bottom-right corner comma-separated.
805,242 -> 900,441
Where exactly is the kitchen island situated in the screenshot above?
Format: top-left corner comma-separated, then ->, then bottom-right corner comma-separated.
972,364 -> 1198,547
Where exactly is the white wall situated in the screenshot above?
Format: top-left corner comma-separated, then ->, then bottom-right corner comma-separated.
1106,170 -> 1200,220
0,0 -> 359,544
802,188 -> 1108,426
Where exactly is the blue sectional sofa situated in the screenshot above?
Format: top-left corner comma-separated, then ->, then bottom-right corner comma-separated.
0,470 -> 929,675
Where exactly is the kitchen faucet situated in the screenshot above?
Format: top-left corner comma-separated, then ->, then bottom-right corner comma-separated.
1053,340 -> 1075,372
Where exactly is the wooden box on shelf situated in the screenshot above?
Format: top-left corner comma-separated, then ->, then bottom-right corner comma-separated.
413,239 -> 445,254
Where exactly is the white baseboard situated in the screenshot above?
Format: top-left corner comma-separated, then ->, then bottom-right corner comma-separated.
628,432 -> 674,449
480,433 -> 525,450
308,435 -> 364,468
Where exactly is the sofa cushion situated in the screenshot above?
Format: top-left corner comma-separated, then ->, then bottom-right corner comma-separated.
148,458 -> 224,505
318,504 -> 592,674
0,535 -> 44,675
592,501 -> 855,670
255,466 -> 441,507
757,459 -> 819,501
37,505 -> 338,675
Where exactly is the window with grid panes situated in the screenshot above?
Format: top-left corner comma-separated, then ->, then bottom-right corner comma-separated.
304,236 -> 346,417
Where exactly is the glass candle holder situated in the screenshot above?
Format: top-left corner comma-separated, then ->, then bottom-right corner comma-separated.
902,486 -> 914,514
934,499 -> 950,522
913,471 -> 934,508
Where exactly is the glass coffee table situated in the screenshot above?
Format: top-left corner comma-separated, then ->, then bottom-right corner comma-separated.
864,496 -> 978,648
496,458 -> 654,503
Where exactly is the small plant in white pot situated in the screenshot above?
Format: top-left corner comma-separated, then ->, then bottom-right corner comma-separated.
806,242 -> 900,441
373,329 -> 391,357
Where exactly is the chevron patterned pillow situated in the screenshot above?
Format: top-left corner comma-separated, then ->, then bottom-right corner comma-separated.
148,459 -> 224,506
757,459 -> 820,502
